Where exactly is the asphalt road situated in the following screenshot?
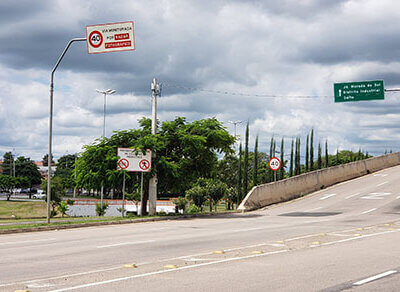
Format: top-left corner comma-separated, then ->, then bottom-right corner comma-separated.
1,165 -> 400,291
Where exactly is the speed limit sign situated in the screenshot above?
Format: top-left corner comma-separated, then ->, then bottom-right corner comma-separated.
268,157 -> 281,171
88,30 -> 103,48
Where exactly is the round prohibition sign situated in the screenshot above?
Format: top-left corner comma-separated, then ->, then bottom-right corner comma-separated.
118,158 -> 129,170
88,30 -> 103,48
139,159 -> 150,171
268,157 -> 281,171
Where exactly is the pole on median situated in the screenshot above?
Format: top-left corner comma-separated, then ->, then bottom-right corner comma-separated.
140,172 -> 144,216
148,78 -> 160,216
47,37 -> 86,224
122,171 -> 126,217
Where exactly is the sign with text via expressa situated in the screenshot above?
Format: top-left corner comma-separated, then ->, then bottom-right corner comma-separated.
334,80 -> 384,102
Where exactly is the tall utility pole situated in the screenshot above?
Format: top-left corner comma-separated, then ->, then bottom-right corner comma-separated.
148,78 -> 161,216
96,88 -> 116,209
228,120 -> 243,148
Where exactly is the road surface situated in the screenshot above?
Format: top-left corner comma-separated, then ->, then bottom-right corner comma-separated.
1,165 -> 400,291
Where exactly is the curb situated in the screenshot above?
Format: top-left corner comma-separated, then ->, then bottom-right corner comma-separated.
0,211 -> 239,235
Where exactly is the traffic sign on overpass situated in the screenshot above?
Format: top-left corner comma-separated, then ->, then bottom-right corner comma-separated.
334,80 -> 384,102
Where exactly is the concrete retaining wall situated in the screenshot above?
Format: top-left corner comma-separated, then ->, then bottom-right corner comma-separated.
238,152 -> 400,212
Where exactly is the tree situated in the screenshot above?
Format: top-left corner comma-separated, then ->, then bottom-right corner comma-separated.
58,201 -> 69,217
325,140 -> 329,167
207,180 -> 228,212
54,154 -> 77,189
75,117 -> 235,211
42,176 -> 65,217
186,185 -> 207,212
290,139 -> 294,177
15,156 -> 42,187
305,134 -> 309,172
253,136 -> 258,187
243,122 -> 249,196
318,143 -> 322,169
172,197 -> 188,213
1,152 -> 14,176
237,143 -> 243,204
0,175 -> 17,200
310,129 -> 314,171
279,138 -> 284,180
42,154 -> 54,166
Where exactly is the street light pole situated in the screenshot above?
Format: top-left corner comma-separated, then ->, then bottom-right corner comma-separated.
47,37 -> 86,224
95,89 -> 116,209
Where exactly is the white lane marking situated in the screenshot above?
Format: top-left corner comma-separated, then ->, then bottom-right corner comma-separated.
361,208 -> 377,214
319,194 -> 337,200
376,181 -> 388,187
285,234 -> 318,242
397,196 -> 400,200
48,250 -> 289,292
374,174 -> 388,177
232,227 -> 265,233
353,270 -> 397,286
328,233 -> 353,237
321,229 -> 399,247
345,193 -> 360,199
97,240 -> 155,248
0,266 -> 122,288
185,258 -> 215,261
305,207 -> 322,212
267,243 -> 286,247
0,238 -> 56,246
361,196 -> 384,200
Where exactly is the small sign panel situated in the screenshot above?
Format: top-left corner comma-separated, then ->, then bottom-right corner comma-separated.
268,157 -> 281,171
86,21 -> 135,54
334,80 -> 384,102
117,148 -> 151,172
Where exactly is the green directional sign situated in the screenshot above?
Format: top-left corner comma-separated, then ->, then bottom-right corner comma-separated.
334,80 -> 384,102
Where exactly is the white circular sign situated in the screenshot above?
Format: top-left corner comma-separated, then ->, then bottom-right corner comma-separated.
268,157 -> 281,171
88,30 -> 103,48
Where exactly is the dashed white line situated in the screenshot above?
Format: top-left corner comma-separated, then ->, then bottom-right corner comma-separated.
345,193 -> 360,199
397,196 -> 400,200
361,208 -> 377,215
97,240 -> 155,248
353,270 -> 397,286
48,250 -> 289,292
305,207 -> 322,212
0,238 -> 56,246
376,181 -> 388,187
320,194 -> 337,200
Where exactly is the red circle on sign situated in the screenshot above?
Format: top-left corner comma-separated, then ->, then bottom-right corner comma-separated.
139,159 -> 150,171
88,30 -> 103,48
268,157 -> 281,171
118,158 -> 129,170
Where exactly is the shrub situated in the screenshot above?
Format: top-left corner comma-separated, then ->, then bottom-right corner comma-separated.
95,202 -> 109,216
186,204 -> 201,214
172,197 -> 188,214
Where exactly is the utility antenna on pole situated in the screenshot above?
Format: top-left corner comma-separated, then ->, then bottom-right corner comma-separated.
148,78 -> 161,215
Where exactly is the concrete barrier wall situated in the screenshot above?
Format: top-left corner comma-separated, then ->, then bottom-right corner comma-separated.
238,152 -> 400,212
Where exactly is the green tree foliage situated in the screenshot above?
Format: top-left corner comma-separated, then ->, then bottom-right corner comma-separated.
172,197 -> 188,213
237,143 -> 243,204
325,140 -> 329,167
54,154 -> 77,189
15,156 -> 42,186
243,122 -> 249,196
0,175 -> 18,200
305,135 -> 309,172
1,152 -> 14,176
95,202 -> 109,216
318,143 -> 322,169
42,176 -> 65,217
42,154 -> 54,166
185,185 -> 207,211
290,139 -> 294,177
75,117 -> 234,203
310,129 -> 314,171
253,136 -> 258,187
58,201 -> 69,217
279,138 -> 284,180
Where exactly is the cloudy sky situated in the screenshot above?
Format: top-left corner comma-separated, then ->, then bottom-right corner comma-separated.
1,0 -> 400,161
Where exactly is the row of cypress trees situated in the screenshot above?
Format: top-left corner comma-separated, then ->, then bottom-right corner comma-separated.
236,125 -> 370,202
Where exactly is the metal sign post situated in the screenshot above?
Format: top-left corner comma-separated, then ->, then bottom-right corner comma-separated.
121,171 -> 126,217
117,148 -> 152,216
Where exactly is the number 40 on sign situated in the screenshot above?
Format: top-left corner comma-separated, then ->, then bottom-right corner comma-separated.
268,157 -> 281,171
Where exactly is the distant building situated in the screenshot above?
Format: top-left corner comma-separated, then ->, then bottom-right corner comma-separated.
34,161 -> 56,179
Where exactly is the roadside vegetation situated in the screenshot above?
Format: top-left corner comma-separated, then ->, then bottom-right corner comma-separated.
0,116 -> 378,223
